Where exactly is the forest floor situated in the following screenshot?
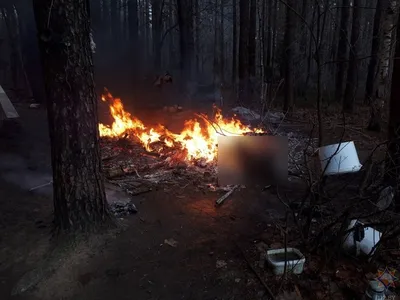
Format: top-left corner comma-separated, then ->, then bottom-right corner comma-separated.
0,97 -> 399,300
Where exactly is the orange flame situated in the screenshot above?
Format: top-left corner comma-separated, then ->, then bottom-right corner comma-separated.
98,90 -> 264,163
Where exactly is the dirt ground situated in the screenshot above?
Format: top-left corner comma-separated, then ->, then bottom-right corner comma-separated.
0,100 -> 398,300
0,104 -> 294,300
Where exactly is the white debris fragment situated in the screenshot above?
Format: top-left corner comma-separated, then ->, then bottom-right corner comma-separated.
216,260 -> 227,269
232,107 -> 260,121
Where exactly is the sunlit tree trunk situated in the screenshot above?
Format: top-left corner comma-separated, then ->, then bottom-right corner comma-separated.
32,0 -> 112,233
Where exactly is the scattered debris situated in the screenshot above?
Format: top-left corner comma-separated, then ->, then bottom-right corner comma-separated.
164,238 -> 178,247
29,103 -> 40,109
215,185 -> 239,206
29,180 -> 53,192
216,260 -> 227,269
109,202 -> 137,217
376,186 -> 394,211
232,106 -> 261,121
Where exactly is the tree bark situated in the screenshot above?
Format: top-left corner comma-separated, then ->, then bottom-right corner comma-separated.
128,0 -> 139,44
283,0 -> 295,112
248,0 -> 256,78
231,0 -> 237,86
343,0 -> 361,112
365,0 -> 383,104
368,0 -> 399,131
335,0 -> 350,102
219,0 -> 225,85
32,0 -> 112,233
110,0 -> 119,43
386,18 -> 400,207
177,0 -> 195,83
238,0 -> 249,102
152,0 -> 163,70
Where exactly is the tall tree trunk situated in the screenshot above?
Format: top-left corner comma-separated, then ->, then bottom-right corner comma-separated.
219,0 -> 225,84
368,0 -> 399,131
283,0 -> 295,112
248,0 -> 256,78
213,0 -> 219,85
343,0 -> 361,112
32,0 -> 112,233
238,0 -> 249,102
128,0 -> 139,44
365,0 -> 383,104
110,0 -> 118,43
335,0 -> 350,102
195,0 -> 200,75
386,18 -> 400,207
231,0 -> 237,86
177,0 -> 195,85
152,0 -> 163,70
3,6 -> 20,92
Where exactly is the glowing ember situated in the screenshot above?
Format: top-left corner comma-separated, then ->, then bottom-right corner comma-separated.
98,90 -> 265,163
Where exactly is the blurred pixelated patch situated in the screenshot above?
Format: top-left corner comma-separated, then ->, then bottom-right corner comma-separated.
217,135 -> 288,186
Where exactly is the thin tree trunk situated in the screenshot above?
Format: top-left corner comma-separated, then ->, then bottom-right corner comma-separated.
368,0 -> 399,131
343,0 -> 361,112
283,0 -> 295,112
385,18 -> 400,207
335,0 -> 350,102
32,0 -> 112,233
231,0 -> 237,86
238,0 -> 249,102
248,0 -> 256,80
219,0 -> 225,84
365,0 -> 383,104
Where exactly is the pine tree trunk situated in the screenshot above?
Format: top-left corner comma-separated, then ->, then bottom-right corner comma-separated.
365,0 -> 383,104
248,0 -> 256,78
335,0 -> 350,102
231,0 -> 237,86
368,0 -> 399,131
128,0 -> 139,43
386,18 -> 400,206
152,0 -> 163,70
343,0 -> 361,112
219,0 -> 225,84
283,0 -> 295,112
238,0 -> 249,102
32,0 -> 112,233
110,0 -> 118,43
195,0 -> 200,75
177,0 -> 195,83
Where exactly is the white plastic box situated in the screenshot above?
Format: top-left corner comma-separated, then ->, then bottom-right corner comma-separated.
318,141 -> 362,175
266,248 -> 306,275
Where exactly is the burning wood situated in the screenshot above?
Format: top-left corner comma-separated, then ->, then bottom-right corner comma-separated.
98,89 -> 265,165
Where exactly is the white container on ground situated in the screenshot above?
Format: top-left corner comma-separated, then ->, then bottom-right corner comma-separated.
266,248 -> 306,275
318,141 -> 362,175
343,219 -> 382,257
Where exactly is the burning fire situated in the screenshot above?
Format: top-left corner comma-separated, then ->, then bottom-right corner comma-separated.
98,90 -> 264,163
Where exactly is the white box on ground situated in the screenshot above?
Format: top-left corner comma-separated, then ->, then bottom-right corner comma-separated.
318,141 -> 362,175
266,248 -> 306,275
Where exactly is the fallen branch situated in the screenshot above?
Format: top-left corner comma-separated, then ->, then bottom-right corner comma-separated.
215,185 -> 239,206
236,242 -> 276,300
